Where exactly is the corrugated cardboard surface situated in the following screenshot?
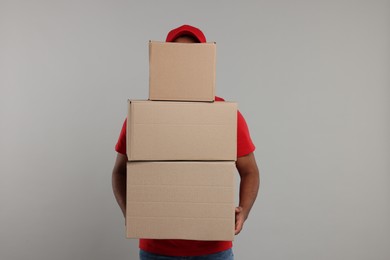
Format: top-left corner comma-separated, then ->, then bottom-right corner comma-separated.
127,100 -> 237,161
126,161 -> 235,241
149,41 -> 216,102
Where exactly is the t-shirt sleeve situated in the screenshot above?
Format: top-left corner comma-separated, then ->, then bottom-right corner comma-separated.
237,110 -> 256,157
115,118 -> 127,155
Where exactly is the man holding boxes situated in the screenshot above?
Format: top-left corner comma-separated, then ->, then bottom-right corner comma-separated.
112,25 -> 260,259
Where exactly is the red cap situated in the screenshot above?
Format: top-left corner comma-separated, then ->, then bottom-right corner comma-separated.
166,25 -> 206,43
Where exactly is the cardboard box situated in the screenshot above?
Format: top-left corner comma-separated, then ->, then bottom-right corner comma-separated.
127,100 -> 237,161
149,41 -> 216,102
126,161 -> 235,241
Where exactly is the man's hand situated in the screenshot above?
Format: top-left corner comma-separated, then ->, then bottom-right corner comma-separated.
235,206 -> 247,235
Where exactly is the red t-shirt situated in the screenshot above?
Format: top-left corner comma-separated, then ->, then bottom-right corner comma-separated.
115,96 -> 255,256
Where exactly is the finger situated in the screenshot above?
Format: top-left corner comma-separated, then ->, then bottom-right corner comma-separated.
235,206 -> 242,213
234,212 -> 245,235
235,219 -> 243,235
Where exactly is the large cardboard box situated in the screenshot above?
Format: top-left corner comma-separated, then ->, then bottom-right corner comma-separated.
149,41 -> 216,102
126,161 -> 235,241
127,100 -> 237,161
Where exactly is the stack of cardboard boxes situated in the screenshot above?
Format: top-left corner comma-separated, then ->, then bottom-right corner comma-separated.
126,41 -> 238,241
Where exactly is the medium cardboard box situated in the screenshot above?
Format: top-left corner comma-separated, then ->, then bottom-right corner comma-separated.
126,161 -> 236,241
126,100 -> 237,161
149,41 -> 216,102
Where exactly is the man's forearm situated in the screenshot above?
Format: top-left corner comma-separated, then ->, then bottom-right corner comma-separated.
239,171 -> 260,219
112,172 -> 126,217
234,153 -> 259,234
112,153 -> 128,218
236,153 -> 260,219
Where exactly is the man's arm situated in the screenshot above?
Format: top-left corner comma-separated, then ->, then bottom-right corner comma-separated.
235,152 -> 260,235
112,153 -> 127,218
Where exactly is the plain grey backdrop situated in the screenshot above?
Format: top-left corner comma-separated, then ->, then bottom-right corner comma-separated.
1,1 -> 389,259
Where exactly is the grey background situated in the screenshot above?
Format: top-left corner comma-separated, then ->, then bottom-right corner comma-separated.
1,1 -> 389,259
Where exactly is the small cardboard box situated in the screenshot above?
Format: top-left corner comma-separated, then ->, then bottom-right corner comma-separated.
149,41 -> 216,102
126,100 -> 237,161
126,161 -> 235,241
